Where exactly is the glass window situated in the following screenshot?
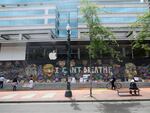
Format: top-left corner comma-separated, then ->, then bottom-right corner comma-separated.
59,20 -> 77,28
0,10 -> 45,17
101,17 -> 137,23
58,4 -> 77,9
100,7 -> 149,13
59,29 -> 77,38
48,9 -> 56,14
59,21 -> 68,28
0,0 -> 79,4
79,17 -> 137,23
70,12 -> 78,19
94,1 -> 146,4
71,30 -> 78,37
59,12 -> 68,19
48,19 -> 55,24
0,0 -> 54,4
59,29 -> 67,37
70,20 -> 78,27
0,19 -> 44,26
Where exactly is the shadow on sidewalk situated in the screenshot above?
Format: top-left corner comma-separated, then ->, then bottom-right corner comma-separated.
90,96 -> 99,101
69,98 -> 81,111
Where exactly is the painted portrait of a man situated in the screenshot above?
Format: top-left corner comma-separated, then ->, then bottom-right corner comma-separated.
43,64 -> 55,79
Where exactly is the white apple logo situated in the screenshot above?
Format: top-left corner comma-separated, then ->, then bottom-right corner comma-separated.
49,50 -> 57,60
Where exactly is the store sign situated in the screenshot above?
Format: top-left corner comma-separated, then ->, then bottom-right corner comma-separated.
49,50 -> 57,60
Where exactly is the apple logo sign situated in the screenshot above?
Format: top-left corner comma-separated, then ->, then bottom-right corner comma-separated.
49,50 -> 57,60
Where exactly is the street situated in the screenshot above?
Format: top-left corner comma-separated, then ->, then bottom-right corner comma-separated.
0,101 -> 150,113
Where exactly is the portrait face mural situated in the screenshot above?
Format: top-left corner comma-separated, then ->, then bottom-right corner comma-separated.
82,60 -> 88,66
58,60 -> 66,68
43,64 -> 55,78
70,59 -> 76,67
25,64 -> 37,77
125,63 -> 137,79
97,59 -> 102,65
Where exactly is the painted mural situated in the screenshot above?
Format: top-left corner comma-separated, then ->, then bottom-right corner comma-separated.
0,60 -> 150,83
125,63 -> 137,80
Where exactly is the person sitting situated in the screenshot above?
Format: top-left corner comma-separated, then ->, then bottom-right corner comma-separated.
129,79 -> 139,95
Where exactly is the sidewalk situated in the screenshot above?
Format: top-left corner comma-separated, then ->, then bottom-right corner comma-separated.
0,88 -> 150,103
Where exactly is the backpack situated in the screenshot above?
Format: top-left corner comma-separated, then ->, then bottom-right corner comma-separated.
130,82 -> 138,89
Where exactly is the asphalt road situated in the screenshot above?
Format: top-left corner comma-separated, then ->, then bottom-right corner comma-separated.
0,101 -> 149,113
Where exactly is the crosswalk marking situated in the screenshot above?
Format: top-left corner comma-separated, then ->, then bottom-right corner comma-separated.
41,93 -> 55,99
1,94 -> 17,99
0,92 -> 56,100
21,93 -> 36,99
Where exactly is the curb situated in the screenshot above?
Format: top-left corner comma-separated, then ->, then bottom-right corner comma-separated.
1,99 -> 150,103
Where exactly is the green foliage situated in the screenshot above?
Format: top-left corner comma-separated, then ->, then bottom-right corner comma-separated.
80,0 -> 99,28
131,12 -> 150,51
80,0 -> 120,61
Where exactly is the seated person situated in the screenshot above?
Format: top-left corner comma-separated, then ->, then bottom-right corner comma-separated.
129,79 -> 138,95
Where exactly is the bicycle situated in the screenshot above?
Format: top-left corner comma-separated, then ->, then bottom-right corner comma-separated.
106,80 -> 122,89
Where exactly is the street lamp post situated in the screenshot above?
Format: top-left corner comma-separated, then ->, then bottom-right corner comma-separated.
65,24 -> 72,97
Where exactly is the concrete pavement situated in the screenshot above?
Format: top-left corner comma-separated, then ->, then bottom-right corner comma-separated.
0,88 -> 150,103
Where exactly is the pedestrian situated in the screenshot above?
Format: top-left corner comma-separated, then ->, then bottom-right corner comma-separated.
129,78 -> 138,95
12,77 -> 18,91
28,77 -> 34,89
110,76 -> 116,90
0,75 -> 5,88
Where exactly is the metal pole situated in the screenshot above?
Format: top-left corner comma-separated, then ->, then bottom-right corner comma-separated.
89,53 -> 92,97
89,35 -> 92,97
65,27 -> 72,97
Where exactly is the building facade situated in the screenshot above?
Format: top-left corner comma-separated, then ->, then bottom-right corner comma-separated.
0,0 -> 150,83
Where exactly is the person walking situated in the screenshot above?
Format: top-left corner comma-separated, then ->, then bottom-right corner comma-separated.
110,76 -> 116,90
0,75 -> 5,88
28,78 -> 34,89
12,77 -> 18,91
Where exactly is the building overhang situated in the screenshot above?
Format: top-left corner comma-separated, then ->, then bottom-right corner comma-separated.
0,25 -> 57,43
78,25 -> 150,41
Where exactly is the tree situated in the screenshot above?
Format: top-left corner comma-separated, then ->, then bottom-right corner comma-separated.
80,0 -> 121,97
80,0 -> 120,61
131,12 -> 150,52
